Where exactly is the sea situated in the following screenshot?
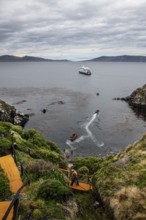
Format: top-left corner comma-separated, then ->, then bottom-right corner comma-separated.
0,61 -> 146,158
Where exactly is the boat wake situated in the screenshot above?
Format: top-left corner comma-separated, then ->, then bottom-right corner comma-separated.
65,111 -> 104,156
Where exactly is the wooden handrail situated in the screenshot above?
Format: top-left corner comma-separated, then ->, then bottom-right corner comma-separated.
2,135 -> 31,220
2,180 -> 29,220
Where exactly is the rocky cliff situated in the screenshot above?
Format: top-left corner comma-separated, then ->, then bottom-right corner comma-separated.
0,99 -> 29,127
123,84 -> 146,107
113,84 -> 146,120
114,84 -> 146,107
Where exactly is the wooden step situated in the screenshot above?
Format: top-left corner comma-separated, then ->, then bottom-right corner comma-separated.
0,155 -> 24,193
0,201 -> 13,220
69,181 -> 92,191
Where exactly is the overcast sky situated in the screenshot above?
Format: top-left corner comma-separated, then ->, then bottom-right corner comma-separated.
0,0 -> 146,60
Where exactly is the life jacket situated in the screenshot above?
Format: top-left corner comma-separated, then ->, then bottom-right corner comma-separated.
72,170 -> 78,178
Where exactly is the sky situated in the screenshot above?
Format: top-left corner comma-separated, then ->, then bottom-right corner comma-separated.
0,0 -> 146,61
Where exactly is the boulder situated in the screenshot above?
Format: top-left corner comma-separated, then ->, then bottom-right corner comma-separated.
0,99 -> 29,127
14,112 -> 29,127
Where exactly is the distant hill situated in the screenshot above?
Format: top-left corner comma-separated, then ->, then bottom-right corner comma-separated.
0,55 -> 69,62
88,55 -> 146,62
1,54 -> 146,62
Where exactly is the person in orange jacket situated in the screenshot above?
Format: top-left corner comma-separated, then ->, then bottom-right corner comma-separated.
71,169 -> 79,186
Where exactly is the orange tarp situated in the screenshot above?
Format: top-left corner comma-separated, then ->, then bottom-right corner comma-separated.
69,181 -> 92,191
0,155 -> 24,193
0,201 -> 13,220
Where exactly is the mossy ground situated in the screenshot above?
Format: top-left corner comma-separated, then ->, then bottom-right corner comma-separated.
0,168 -> 12,200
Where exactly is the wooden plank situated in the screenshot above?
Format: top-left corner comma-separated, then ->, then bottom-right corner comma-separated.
0,155 -> 24,193
69,181 -> 92,191
0,201 -> 13,220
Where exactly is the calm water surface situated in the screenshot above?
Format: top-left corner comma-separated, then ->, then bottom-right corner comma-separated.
0,61 -> 146,157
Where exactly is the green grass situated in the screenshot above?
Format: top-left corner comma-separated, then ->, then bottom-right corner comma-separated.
0,168 -> 12,200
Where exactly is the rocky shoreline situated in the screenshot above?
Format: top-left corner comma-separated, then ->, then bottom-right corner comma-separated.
113,84 -> 146,120
113,84 -> 146,107
0,99 -> 29,127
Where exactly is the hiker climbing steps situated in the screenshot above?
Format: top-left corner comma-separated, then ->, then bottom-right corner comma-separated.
0,155 -> 24,193
60,167 -> 93,191
0,202 -> 14,220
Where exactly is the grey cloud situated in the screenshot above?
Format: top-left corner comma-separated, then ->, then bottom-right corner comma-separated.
0,0 -> 146,60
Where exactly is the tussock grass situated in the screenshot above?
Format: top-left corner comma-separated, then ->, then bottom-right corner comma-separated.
110,186 -> 146,220
93,133 -> 146,219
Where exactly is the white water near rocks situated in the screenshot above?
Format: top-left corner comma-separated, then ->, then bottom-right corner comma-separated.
65,111 -> 104,156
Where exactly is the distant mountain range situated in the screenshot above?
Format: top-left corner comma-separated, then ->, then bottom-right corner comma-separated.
87,55 -> 146,62
0,55 -> 146,62
0,55 -> 69,62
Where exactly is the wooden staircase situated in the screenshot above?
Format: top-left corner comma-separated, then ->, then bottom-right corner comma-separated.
0,202 -> 14,220
0,155 -> 24,193
0,155 -> 24,220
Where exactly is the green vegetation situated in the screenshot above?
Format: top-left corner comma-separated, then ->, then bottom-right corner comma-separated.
19,198 -> 65,220
73,156 -> 102,174
0,99 -> 14,111
92,133 -> 146,219
0,122 -> 67,167
1,119 -> 146,219
37,179 -> 71,200
0,122 -> 70,219
0,121 -> 106,219
0,167 -> 11,200
74,192 -> 108,220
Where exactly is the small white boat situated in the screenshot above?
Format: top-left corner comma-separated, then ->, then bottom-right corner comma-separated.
79,66 -> 91,75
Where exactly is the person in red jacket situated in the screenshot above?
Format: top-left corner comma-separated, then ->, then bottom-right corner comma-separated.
71,169 -> 79,186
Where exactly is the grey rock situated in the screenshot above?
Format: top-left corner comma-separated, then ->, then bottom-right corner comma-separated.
0,99 -> 29,127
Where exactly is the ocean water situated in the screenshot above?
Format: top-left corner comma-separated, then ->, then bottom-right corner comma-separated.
0,61 -> 146,157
